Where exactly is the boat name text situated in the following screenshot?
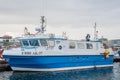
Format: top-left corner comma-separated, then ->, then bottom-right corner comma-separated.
22,51 -> 43,55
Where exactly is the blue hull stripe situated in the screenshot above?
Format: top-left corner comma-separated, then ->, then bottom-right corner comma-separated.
3,55 -> 113,69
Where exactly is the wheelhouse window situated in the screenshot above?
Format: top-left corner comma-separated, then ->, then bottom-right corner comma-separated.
69,42 -> 75,49
77,43 -> 84,49
47,40 -> 55,47
40,40 -> 48,46
22,40 -> 29,46
86,43 -> 93,49
29,40 -> 39,46
56,41 -> 60,44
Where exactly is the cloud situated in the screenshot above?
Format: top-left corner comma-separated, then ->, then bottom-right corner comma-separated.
0,0 -> 120,39
0,0 -> 120,24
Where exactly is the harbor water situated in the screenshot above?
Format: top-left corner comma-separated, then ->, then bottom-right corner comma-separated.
0,63 -> 120,80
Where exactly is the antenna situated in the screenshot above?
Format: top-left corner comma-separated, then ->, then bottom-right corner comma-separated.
62,32 -> 68,39
24,27 -> 30,36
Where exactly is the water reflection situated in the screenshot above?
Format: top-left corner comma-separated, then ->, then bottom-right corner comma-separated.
112,63 -> 120,80
0,71 -> 13,80
10,67 -> 113,80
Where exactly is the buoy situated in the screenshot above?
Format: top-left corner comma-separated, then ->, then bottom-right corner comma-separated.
104,49 -> 110,59
105,54 -> 109,58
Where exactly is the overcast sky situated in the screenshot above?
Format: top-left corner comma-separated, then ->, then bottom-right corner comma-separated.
0,0 -> 120,40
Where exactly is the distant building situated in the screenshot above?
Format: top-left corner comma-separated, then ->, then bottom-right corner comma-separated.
2,35 -> 13,43
109,39 -> 120,47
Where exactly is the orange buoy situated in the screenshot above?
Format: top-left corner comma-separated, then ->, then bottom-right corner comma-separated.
105,54 -> 109,58
104,49 -> 110,59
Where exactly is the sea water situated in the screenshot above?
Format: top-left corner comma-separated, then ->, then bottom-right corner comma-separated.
0,63 -> 120,80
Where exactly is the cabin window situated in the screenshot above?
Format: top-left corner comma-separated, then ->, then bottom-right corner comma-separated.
29,40 -> 39,46
56,41 -> 60,44
86,43 -> 93,49
22,40 -> 29,46
77,43 -> 84,49
69,42 -> 75,49
40,40 -> 48,46
47,40 -> 55,47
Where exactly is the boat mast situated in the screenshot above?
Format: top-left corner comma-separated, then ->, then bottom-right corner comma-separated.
40,16 -> 46,33
94,22 -> 98,40
35,16 -> 46,34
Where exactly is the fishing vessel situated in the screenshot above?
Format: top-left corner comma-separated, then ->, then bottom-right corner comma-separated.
0,49 -> 10,70
113,46 -> 120,62
2,16 -> 114,71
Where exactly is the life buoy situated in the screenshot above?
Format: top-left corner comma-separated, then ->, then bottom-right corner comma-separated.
58,45 -> 62,50
104,49 -> 110,58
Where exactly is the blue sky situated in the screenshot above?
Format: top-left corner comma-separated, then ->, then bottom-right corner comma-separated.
0,0 -> 120,39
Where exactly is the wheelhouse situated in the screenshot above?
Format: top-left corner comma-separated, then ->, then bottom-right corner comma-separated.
19,38 -> 64,48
